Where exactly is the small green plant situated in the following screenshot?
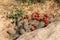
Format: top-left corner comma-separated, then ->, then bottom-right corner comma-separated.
7,8 -> 24,27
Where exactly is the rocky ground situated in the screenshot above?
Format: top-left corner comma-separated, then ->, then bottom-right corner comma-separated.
0,0 -> 60,40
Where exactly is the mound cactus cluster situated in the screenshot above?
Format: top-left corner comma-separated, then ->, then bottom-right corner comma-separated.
7,8 -> 50,40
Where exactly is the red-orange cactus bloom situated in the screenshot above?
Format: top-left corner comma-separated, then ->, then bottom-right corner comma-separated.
31,24 -> 35,26
24,14 -> 29,19
31,27 -> 35,31
35,12 -> 39,17
44,19 -> 48,26
44,14 -> 48,18
43,14 -> 48,26
45,23 -> 48,26
43,16 -> 47,19
34,17 -> 39,20
34,12 -> 40,20
45,19 -> 48,22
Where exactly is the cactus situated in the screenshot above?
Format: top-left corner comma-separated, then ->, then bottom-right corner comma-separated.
38,21 -> 45,28
7,10 -> 49,40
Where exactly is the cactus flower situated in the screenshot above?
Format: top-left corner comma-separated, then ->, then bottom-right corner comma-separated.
24,14 -> 29,19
